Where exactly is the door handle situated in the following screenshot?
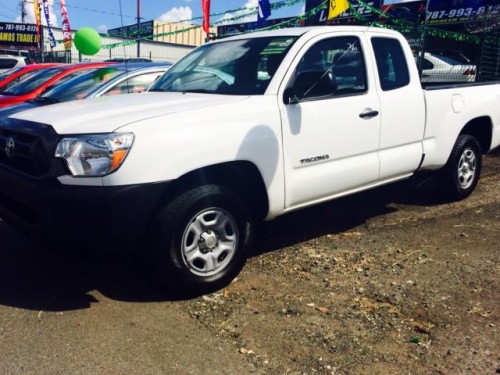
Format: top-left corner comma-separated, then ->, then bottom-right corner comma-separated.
359,110 -> 379,119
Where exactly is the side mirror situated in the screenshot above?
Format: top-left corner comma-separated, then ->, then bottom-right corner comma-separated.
286,71 -> 337,105
283,87 -> 300,105
42,84 -> 56,94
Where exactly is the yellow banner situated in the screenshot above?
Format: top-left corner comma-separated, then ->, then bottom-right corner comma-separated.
34,0 -> 41,34
328,0 -> 349,20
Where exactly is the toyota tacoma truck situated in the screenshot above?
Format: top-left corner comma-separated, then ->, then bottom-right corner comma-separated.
0,26 -> 499,292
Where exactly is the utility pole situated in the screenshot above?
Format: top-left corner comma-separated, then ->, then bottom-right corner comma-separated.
417,0 -> 430,78
136,0 -> 141,57
20,0 -> 27,23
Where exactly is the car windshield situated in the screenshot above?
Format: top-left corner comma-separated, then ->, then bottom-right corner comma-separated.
151,36 -> 298,95
0,68 -> 43,93
3,67 -> 65,95
41,67 -> 125,102
432,54 -> 465,66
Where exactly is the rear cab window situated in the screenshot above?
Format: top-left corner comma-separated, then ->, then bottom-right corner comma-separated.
371,37 -> 410,91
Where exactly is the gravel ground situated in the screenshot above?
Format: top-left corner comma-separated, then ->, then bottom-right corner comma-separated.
0,150 -> 499,375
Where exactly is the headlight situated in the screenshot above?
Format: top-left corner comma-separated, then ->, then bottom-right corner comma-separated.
55,133 -> 134,177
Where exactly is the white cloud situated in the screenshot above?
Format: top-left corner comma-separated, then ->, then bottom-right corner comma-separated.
157,6 -> 193,23
218,0 -> 258,25
97,24 -> 108,34
18,1 -> 58,27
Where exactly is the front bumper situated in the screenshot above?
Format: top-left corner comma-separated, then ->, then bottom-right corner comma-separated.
0,167 -> 170,252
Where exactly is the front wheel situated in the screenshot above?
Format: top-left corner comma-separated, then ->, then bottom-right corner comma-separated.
149,184 -> 253,293
439,134 -> 482,201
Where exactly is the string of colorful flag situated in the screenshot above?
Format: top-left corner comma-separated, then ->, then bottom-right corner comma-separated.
350,0 -> 481,44
48,0 -> 304,49
36,0 -> 482,51
102,0 -> 306,50
201,0 -> 271,34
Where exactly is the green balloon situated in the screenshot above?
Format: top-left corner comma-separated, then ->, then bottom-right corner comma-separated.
74,28 -> 101,55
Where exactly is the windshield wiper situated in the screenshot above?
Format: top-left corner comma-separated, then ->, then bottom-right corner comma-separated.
33,97 -> 60,104
181,89 -> 213,94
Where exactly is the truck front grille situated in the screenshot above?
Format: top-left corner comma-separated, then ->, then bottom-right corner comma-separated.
0,119 -> 59,178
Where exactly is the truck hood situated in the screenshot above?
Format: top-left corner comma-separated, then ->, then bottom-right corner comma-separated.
9,92 -> 249,134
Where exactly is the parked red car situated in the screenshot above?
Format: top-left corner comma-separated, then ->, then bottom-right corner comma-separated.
0,62 -> 115,108
0,63 -> 60,93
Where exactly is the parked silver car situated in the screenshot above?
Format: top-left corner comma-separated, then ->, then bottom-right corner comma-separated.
418,52 -> 476,83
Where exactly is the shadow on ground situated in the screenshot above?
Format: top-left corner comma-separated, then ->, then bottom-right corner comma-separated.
254,177 -> 448,255
0,176 -> 465,312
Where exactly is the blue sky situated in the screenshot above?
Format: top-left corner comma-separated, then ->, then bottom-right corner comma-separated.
0,0 -> 305,33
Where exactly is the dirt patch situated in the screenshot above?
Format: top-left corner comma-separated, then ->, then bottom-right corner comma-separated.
182,164 -> 500,374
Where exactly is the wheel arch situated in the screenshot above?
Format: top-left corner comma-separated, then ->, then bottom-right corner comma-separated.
153,160 -> 270,222
459,116 -> 493,154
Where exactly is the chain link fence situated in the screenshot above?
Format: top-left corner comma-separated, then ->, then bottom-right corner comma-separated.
303,0 -> 499,85
477,30 -> 500,81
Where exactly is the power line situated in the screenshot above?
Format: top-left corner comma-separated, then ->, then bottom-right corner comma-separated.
65,4 -> 136,20
0,12 -> 16,21
1,3 -> 21,16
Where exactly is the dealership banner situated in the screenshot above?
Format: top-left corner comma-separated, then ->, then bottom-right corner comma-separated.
0,22 -> 40,50
381,0 -> 426,25
305,0 -> 499,25
217,17 -> 301,36
108,20 -> 154,39
426,0 -> 499,25
33,0 -> 41,40
60,0 -> 72,50
42,0 -> 57,47
305,0 -> 381,25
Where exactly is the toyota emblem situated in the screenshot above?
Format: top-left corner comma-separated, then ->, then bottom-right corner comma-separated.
5,136 -> 15,158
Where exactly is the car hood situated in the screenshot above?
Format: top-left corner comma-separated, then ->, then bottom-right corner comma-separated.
9,92 -> 249,134
0,101 -> 40,119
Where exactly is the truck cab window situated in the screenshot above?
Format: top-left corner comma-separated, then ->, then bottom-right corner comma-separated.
292,36 -> 367,100
371,37 -> 410,91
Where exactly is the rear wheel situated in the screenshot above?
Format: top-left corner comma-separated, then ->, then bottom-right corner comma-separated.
439,134 -> 482,201
149,184 -> 253,293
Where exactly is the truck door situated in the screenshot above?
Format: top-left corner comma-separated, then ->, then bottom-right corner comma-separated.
370,36 -> 425,179
279,35 -> 381,209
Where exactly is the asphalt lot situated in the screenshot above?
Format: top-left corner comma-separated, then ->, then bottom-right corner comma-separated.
0,225 -> 262,374
0,150 -> 499,375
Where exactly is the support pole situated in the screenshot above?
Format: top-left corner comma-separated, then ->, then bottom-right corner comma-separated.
417,0 -> 430,78
137,0 -> 141,57
21,0 -> 27,23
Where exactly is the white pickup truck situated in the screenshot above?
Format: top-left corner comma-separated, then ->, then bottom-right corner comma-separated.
0,26 -> 499,292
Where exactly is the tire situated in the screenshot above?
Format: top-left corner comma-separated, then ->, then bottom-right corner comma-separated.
439,134 -> 482,201
149,184 -> 253,293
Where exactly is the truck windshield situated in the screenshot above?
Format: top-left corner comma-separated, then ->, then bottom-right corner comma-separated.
151,36 -> 298,95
